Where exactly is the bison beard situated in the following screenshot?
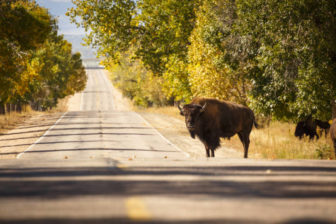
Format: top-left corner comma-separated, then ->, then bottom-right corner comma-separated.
178,98 -> 258,158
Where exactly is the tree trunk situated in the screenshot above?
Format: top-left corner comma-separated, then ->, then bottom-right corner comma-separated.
0,104 -> 4,114
332,100 -> 336,119
9,103 -> 13,113
16,103 -> 22,113
5,104 -> 8,114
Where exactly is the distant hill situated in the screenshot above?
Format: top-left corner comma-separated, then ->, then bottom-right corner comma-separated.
63,34 -> 97,59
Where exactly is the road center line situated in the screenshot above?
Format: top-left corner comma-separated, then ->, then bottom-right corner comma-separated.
16,112 -> 68,159
125,197 -> 151,221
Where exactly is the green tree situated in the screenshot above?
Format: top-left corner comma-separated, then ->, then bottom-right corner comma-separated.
68,0 -> 200,103
136,0 -> 200,101
0,0 -> 53,112
0,0 -> 86,112
106,49 -> 170,107
238,0 -> 336,120
188,0 -> 257,105
26,30 -> 87,110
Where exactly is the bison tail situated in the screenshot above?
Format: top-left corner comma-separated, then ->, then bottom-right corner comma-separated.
253,119 -> 260,129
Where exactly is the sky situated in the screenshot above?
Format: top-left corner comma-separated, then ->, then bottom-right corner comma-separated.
35,0 -> 96,58
35,0 -> 85,35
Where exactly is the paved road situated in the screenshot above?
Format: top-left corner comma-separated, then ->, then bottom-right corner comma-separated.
0,69 -> 336,224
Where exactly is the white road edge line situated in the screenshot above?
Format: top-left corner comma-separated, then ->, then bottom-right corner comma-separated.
16,112 -> 68,159
134,112 -> 190,158
80,91 -> 84,111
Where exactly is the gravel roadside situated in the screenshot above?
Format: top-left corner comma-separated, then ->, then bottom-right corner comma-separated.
0,112 -> 64,159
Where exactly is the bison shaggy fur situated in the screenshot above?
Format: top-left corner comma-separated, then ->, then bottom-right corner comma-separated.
294,116 -> 319,140
178,98 -> 258,158
315,119 -> 330,137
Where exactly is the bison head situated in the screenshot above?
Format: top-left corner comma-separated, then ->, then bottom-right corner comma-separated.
294,121 -> 305,139
178,103 -> 207,131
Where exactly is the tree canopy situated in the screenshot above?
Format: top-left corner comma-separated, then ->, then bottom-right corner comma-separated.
0,0 -> 87,113
68,0 -> 336,120
68,0 -> 200,104
237,0 -> 336,120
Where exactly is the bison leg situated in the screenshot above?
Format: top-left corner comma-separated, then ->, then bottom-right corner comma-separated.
238,132 -> 250,159
205,146 -> 215,157
325,129 -> 328,138
309,132 -> 319,140
210,149 -> 215,157
244,138 -> 250,158
203,136 -> 219,158
205,147 -> 210,157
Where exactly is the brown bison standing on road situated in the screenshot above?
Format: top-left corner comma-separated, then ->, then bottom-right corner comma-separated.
330,119 -> 336,156
178,98 -> 258,158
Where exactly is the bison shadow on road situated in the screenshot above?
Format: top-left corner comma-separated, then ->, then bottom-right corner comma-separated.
0,165 -> 335,224
0,165 -> 335,199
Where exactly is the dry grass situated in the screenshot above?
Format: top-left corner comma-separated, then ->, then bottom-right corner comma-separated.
0,111 -> 34,134
139,106 -> 335,160
226,122 -> 334,160
135,106 -> 183,120
49,96 -> 69,113
0,97 -> 69,134
249,121 -> 334,160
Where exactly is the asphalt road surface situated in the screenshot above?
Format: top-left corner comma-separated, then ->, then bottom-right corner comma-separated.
0,69 -> 336,224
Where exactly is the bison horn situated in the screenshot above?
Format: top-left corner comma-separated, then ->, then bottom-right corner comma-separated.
177,102 -> 184,116
200,103 -> 207,112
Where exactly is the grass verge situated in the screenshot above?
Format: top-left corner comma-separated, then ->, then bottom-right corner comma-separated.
249,121 -> 334,160
139,106 -> 335,160
0,97 -> 69,135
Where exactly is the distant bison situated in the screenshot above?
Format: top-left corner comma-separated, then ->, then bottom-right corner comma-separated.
294,115 -> 319,140
315,119 -> 330,137
178,98 -> 258,158
330,119 -> 336,156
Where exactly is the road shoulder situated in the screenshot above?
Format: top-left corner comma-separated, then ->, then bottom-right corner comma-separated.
0,112 -> 64,159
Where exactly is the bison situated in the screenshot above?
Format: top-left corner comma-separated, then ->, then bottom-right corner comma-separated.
315,119 -> 330,137
330,119 -> 336,156
294,115 -> 319,140
178,97 -> 258,158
